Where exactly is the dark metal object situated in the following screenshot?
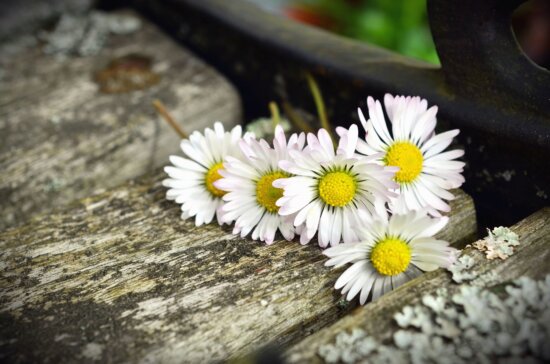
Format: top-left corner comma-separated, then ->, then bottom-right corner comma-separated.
130,0 -> 549,228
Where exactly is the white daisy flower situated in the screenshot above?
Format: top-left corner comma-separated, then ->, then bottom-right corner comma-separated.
163,122 -> 247,226
324,210 -> 456,304
215,126 -> 305,244
350,94 -> 465,216
275,125 -> 398,248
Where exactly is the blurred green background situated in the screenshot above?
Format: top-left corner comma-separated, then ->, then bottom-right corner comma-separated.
247,0 -> 439,64
247,0 -> 549,69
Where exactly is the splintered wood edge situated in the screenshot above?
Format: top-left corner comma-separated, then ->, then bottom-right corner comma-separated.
284,208 -> 550,363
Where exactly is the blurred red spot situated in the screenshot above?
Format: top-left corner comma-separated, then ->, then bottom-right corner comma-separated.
283,5 -> 335,30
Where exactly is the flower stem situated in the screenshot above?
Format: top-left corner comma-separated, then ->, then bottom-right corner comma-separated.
269,101 -> 281,130
152,99 -> 188,139
306,73 -> 333,140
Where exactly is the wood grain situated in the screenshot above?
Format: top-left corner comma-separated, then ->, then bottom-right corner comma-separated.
285,208 -> 550,363
0,171 -> 475,363
0,11 -> 241,230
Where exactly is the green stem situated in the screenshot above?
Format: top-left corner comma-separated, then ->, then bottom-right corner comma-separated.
269,101 -> 280,130
306,72 -> 333,141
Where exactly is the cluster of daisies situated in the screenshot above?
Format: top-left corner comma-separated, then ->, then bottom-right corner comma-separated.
163,94 -> 464,305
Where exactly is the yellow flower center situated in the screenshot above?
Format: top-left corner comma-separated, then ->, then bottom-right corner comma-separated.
256,171 -> 288,213
370,237 -> 412,276
384,142 -> 423,184
205,162 -> 226,198
318,171 -> 357,208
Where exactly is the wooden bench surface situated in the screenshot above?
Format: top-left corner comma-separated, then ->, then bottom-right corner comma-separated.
0,11 -> 241,231
0,7 -> 484,364
0,172 -> 476,363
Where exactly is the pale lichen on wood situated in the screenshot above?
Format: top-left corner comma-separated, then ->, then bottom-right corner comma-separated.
0,11 -> 241,230
285,208 -> 550,364
0,170 -> 476,363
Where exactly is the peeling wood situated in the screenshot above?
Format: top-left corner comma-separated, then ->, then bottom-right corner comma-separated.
0,171 -> 476,363
0,11 -> 242,230
284,208 -> 550,364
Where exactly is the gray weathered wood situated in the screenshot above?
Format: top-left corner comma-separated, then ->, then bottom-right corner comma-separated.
0,171 -> 475,363
285,208 -> 550,363
0,0 -> 93,42
0,11 -> 241,230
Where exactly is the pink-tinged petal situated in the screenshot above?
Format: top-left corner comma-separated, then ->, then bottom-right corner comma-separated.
367,98 -> 393,145
329,208 -> 343,246
339,124 -> 359,158
383,93 -> 396,120
317,206 -> 332,248
317,128 -> 336,158
168,155 -> 207,172
421,129 -> 459,156
371,276 -> 385,301
359,271 -> 376,304
335,260 -> 367,289
346,267 -> 370,301
411,106 -> 438,145
335,126 -> 348,137
300,231 -> 312,245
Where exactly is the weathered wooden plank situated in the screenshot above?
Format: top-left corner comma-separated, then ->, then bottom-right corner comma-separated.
0,11 -> 241,230
0,170 -> 475,363
285,208 -> 550,363
0,0 -> 93,42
